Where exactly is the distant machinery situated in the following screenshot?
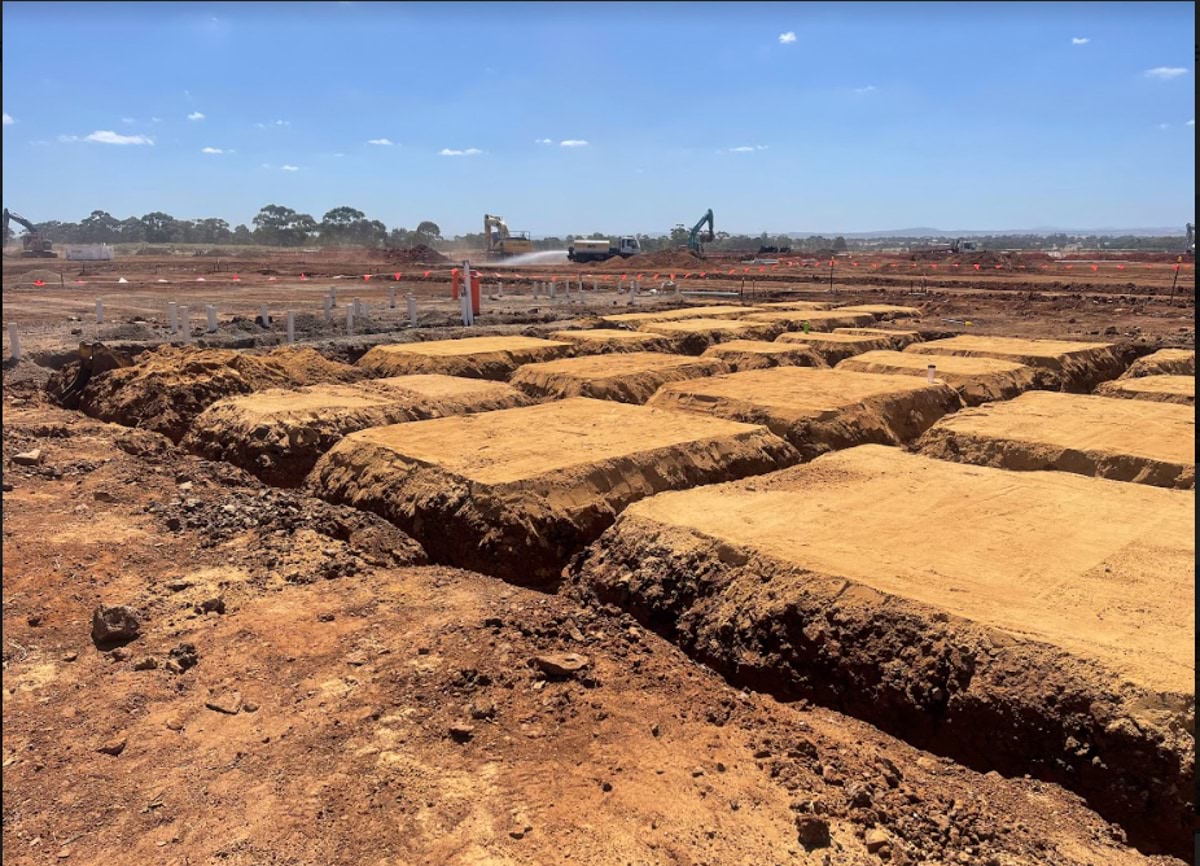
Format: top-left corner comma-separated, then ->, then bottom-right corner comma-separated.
2,208 -> 57,257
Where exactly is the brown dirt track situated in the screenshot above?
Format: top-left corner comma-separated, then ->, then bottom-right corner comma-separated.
567,445 -> 1195,858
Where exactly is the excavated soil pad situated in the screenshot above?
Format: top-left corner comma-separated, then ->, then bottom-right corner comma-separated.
600,305 -> 754,327
906,335 -> 1124,392
743,310 -> 878,332
752,301 -> 834,311
1121,348 -> 1195,379
1095,374 -> 1195,405
356,336 -> 571,380
76,345 -> 363,443
701,339 -> 826,371
774,333 -> 896,365
548,328 -> 677,354
183,376 -> 532,487
636,318 -> 784,355
568,446 -> 1195,858
307,397 -> 797,586
509,353 -> 727,404
833,304 -> 923,320
0,406 -> 1181,865
833,327 -> 923,350
648,367 -> 960,459
916,391 -> 1195,488
838,350 -> 1039,406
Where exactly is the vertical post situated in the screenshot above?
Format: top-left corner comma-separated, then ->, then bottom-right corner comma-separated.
95,300 -> 104,324
406,293 -> 417,327
497,281 -> 504,298
353,297 -> 361,317
180,306 -> 191,343
548,280 -> 556,300
7,324 -> 20,361
330,286 -> 337,303
532,281 -> 539,299
323,296 -> 332,322
287,311 -> 295,344
168,301 -> 178,334
260,304 -> 270,327
346,303 -> 354,335
593,279 -> 598,292
926,364 -> 936,384
389,286 -> 397,309
460,260 -> 474,326
675,281 -> 681,298
206,304 -> 217,333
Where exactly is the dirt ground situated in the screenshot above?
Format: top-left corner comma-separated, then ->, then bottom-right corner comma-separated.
3,247 -> 1196,865
509,353 -> 728,404
838,351 -> 1040,406
1095,374 -> 1195,404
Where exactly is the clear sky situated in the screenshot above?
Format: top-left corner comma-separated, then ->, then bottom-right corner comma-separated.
1,1 -> 1195,236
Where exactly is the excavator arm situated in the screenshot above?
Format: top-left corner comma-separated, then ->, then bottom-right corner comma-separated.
688,209 -> 714,252
3,208 -> 39,236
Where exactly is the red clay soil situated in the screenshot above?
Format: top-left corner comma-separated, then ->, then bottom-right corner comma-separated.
379,244 -> 450,265
595,249 -> 705,271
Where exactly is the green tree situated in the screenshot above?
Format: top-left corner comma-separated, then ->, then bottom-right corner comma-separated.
140,211 -> 176,243
319,206 -> 367,244
832,236 -> 848,252
81,210 -> 120,243
252,205 -> 316,246
413,220 -> 442,246
232,224 -> 252,244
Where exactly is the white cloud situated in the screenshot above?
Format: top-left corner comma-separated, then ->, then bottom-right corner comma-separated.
367,137 -> 394,145
439,147 -> 483,156
2,112 -> 13,125
778,31 -> 796,45
280,165 -> 300,171
57,134 -> 79,143
1071,37 -> 1089,45
201,146 -> 224,153
728,144 -> 769,153
187,111 -> 206,120
560,139 -> 588,147
1145,67 -> 1187,80
1188,119 -> 1195,127
1158,123 -> 1171,129
256,119 -> 290,128
261,163 -> 272,169
82,130 -> 154,145
535,138 -> 553,144
121,117 -> 135,124
854,85 -> 877,94
151,117 -> 163,123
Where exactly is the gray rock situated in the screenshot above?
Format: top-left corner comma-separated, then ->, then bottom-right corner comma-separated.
91,605 -> 141,646
12,449 -> 43,467
532,653 -> 590,678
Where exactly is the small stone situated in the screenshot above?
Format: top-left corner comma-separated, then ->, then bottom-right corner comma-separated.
91,604 -> 141,646
691,766 -> 705,778
317,612 -> 335,622
133,657 -> 158,671
109,646 -> 131,662
93,490 -> 117,503
195,597 -> 225,615
344,651 -> 367,667
2,481 -> 12,492
796,815 -> 831,850
449,723 -> 475,743
416,646 -> 430,655
12,449 -> 43,467
651,723 -> 661,738
533,653 -> 589,678
61,651 -> 78,663
164,718 -> 184,731
166,643 -> 199,673
97,737 -> 127,756
469,700 -> 496,720
601,781 -> 613,793
26,613 -> 43,627
205,690 -> 243,715
242,701 -> 259,713
864,828 -> 890,854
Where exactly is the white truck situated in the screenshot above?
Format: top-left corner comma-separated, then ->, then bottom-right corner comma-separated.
567,236 -> 641,263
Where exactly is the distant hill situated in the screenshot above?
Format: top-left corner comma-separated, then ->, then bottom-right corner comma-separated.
785,227 -> 1184,239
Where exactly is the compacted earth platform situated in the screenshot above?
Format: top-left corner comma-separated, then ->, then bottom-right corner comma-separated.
837,350 -> 1038,406
509,352 -> 727,404
905,335 -> 1124,392
356,336 -> 571,379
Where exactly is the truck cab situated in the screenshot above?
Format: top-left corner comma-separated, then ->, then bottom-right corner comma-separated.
615,236 -> 640,257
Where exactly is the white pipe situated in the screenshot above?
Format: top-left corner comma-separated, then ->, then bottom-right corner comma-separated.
168,302 -> 178,334
323,296 -> 332,322
260,304 -> 270,328
346,303 -> 354,335
926,364 -> 936,384
407,293 -> 417,327
8,324 -> 20,361
95,300 -> 104,324
287,311 -> 295,344
497,281 -> 504,298
206,305 -> 217,333
389,287 -> 397,309
180,306 -> 191,343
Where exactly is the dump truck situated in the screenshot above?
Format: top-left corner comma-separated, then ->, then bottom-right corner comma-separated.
567,236 -> 641,263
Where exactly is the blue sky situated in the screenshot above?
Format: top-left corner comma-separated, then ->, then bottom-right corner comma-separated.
2,1 -> 1195,236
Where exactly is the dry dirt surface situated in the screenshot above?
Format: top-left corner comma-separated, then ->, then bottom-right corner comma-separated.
356,336 -> 571,380
833,327 -> 923,350
753,301 -> 835,311
567,445 -> 1195,859
636,318 -> 785,354
600,305 -> 755,327
915,390 -> 1195,488
1094,374 -> 1195,405
701,339 -> 827,371
509,353 -> 728,404
905,335 -> 1126,392
648,367 -> 960,459
773,332 -> 897,365
743,310 -> 879,332
1121,348 -> 1195,378
547,328 -> 677,354
833,304 -> 923,320
10,408 -> 1180,866
838,350 -> 1040,406
72,345 -> 362,443
306,397 -> 797,586
182,376 -> 531,486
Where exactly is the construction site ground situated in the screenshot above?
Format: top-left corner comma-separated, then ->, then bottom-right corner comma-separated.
2,248 -> 1196,865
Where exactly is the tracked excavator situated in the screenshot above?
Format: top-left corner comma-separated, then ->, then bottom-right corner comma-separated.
1186,223 -> 1195,258
2,208 -> 58,258
687,209 -> 714,254
483,213 -> 534,258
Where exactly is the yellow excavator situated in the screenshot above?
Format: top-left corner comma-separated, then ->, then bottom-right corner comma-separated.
484,213 -> 533,258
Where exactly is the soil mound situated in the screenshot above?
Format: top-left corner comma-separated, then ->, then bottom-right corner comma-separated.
774,333 -> 896,365
1121,348 -> 1195,379
637,318 -> 783,355
595,249 -> 704,271
1095,374 -> 1194,405
833,328 -> 923,350
547,328 -> 677,354
701,339 -> 826,372
510,353 -> 727,404
381,244 -> 450,265
838,350 -> 1038,406
357,336 -> 570,380
79,346 -> 362,442
907,335 -> 1124,392
743,310 -> 877,332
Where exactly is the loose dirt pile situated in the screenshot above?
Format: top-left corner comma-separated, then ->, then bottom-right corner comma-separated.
701,339 -> 826,371
356,336 -> 571,380
183,376 -> 531,486
838,350 -> 1039,406
510,353 -> 727,404
906,335 -> 1126,392
594,249 -> 704,271
774,332 -> 896,365
649,367 -> 960,459
916,391 -> 1196,487
547,328 -> 677,354
381,243 -> 450,264
1121,347 -> 1195,378
567,445 -> 1195,858
636,318 -> 783,354
833,327 -> 923,350
75,346 -> 363,442
1095,374 -> 1195,405
744,310 -> 878,332
306,397 -> 797,586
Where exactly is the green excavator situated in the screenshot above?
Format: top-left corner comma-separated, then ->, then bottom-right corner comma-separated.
687,209 -> 714,254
